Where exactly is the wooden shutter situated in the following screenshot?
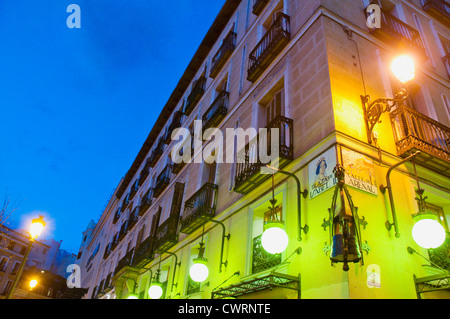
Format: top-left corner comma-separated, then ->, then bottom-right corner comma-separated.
149,207 -> 162,240
169,182 -> 185,219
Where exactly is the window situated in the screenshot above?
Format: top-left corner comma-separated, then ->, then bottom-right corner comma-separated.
2,281 -> 12,295
248,189 -> 285,275
0,257 -> 8,272
11,262 -> 20,275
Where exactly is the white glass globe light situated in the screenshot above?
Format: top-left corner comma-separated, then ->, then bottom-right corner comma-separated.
261,224 -> 289,254
127,294 -> 138,299
412,218 -> 446,249
189,260 -> 209,282
148,284 -> 163,299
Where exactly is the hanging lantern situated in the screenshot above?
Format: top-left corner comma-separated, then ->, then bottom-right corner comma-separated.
148,282 -> 163,299
261,171 -> 289,254
411,188 -> 446,249
189,242 -> 209,283
328,165 -> 363,271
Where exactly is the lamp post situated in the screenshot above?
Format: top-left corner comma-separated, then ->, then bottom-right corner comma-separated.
6,215 -> 46,299
362,54 -> 416,144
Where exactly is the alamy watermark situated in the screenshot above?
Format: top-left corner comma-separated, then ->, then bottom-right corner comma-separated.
366,3 -> 381,29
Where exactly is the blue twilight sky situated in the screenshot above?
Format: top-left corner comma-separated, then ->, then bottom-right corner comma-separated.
0,0 -> 226,254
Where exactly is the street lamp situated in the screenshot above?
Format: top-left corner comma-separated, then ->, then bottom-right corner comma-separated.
29,279 -> 38,289
362,54 -> 416,144
189,242 -> 209,283
6,215 -> 46,299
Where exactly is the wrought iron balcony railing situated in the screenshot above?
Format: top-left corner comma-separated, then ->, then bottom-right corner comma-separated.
112,207 -> 121,224
390,105 -> 450,177
247,13 -> 290,82
128,180 -> 139,201
139,187 -> 153,216
138,159 -> 151,187
164,111 -> 185,144
210,31 -> 236,78
118,220 -> 129,242
422,0 -> 450,27
120,193 -> 130,212
184,76 -> 206,116
148,137 -> 165,168
114,248 -> 135,275
202,90 -> 229,134
153,215 -> 179,253
252,0 -> 270,15
252,234 -> 282,274
132,235 -> 154,268
127,207 -> 140,231
365,8 -> 426,57
234,115 -> 294,194
180,182 -> 218,234
153,164 -> 173,198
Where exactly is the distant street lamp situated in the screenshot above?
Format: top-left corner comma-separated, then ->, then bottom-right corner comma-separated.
6,215 -> 46,299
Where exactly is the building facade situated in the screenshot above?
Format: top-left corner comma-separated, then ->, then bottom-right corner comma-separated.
76,0 -> 450,299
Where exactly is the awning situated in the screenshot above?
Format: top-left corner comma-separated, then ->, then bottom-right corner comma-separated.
211,272 -> 300,299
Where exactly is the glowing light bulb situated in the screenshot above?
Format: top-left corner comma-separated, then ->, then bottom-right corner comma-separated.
127,294 -> 138,299
391,55 -> 415,84
30,215 -> 46,240
148,284 -> 163,299
29,279 -> 38,289
412,218 -> 446,249
189,260 -> 209,283
261,224 -> 288,254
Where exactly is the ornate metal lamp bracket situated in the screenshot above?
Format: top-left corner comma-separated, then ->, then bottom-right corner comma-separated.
361,88 -> 408,144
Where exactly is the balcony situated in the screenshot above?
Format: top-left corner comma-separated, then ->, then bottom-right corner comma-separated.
390,105 -> 450,178
138,159 -> 151,187
148,138 -> 165,168
365,8 -> 426,59
127,207 -> 140,231
132,236 -> 154,268
252,0 -> 270,15
184,76 -> 206,116
180,183 -> 219,234
210,31 -> 236,79
114,248 -> 135,275
118,221 -> 129,242
247,13 -> 290,82
120,193 -> 130,212
128,180 -> 139,201
252,234 -> 282,274
234,116 -> 294,194
139,188 -> 153,216
153,164 -> 173,198
164,111 -> 185,144
153,216 -> 179,253
202,90 -> 229,134
112,207 -> 121,224
422,0 -> 450,27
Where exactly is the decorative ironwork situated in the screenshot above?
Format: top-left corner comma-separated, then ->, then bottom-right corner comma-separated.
389,105 -> 450,176
114,248 -> 135,275
139,187 -> 153,216
252,0 -> 270,15
128,180 -> 139,201
153,216 -> 179,253
148,138 -> 165,168
361,88 -> 408,144
234,116 -> 293,195
422,0 -> 450,27
210,30 -> 236,78
153,164 -> 173,198
252,235 -> 282,274
247,13 -> 290,82
184,76 -> 206,116
180,183 -> 219,234
413,273 -> 450,298
365,8 -> 426,55
186,277 -> 201,296
127,207 -> 140,231
164,111 -> 185,144
202,90 -> 229,134
211,272 -> 299,299
132,236 -> 154,268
